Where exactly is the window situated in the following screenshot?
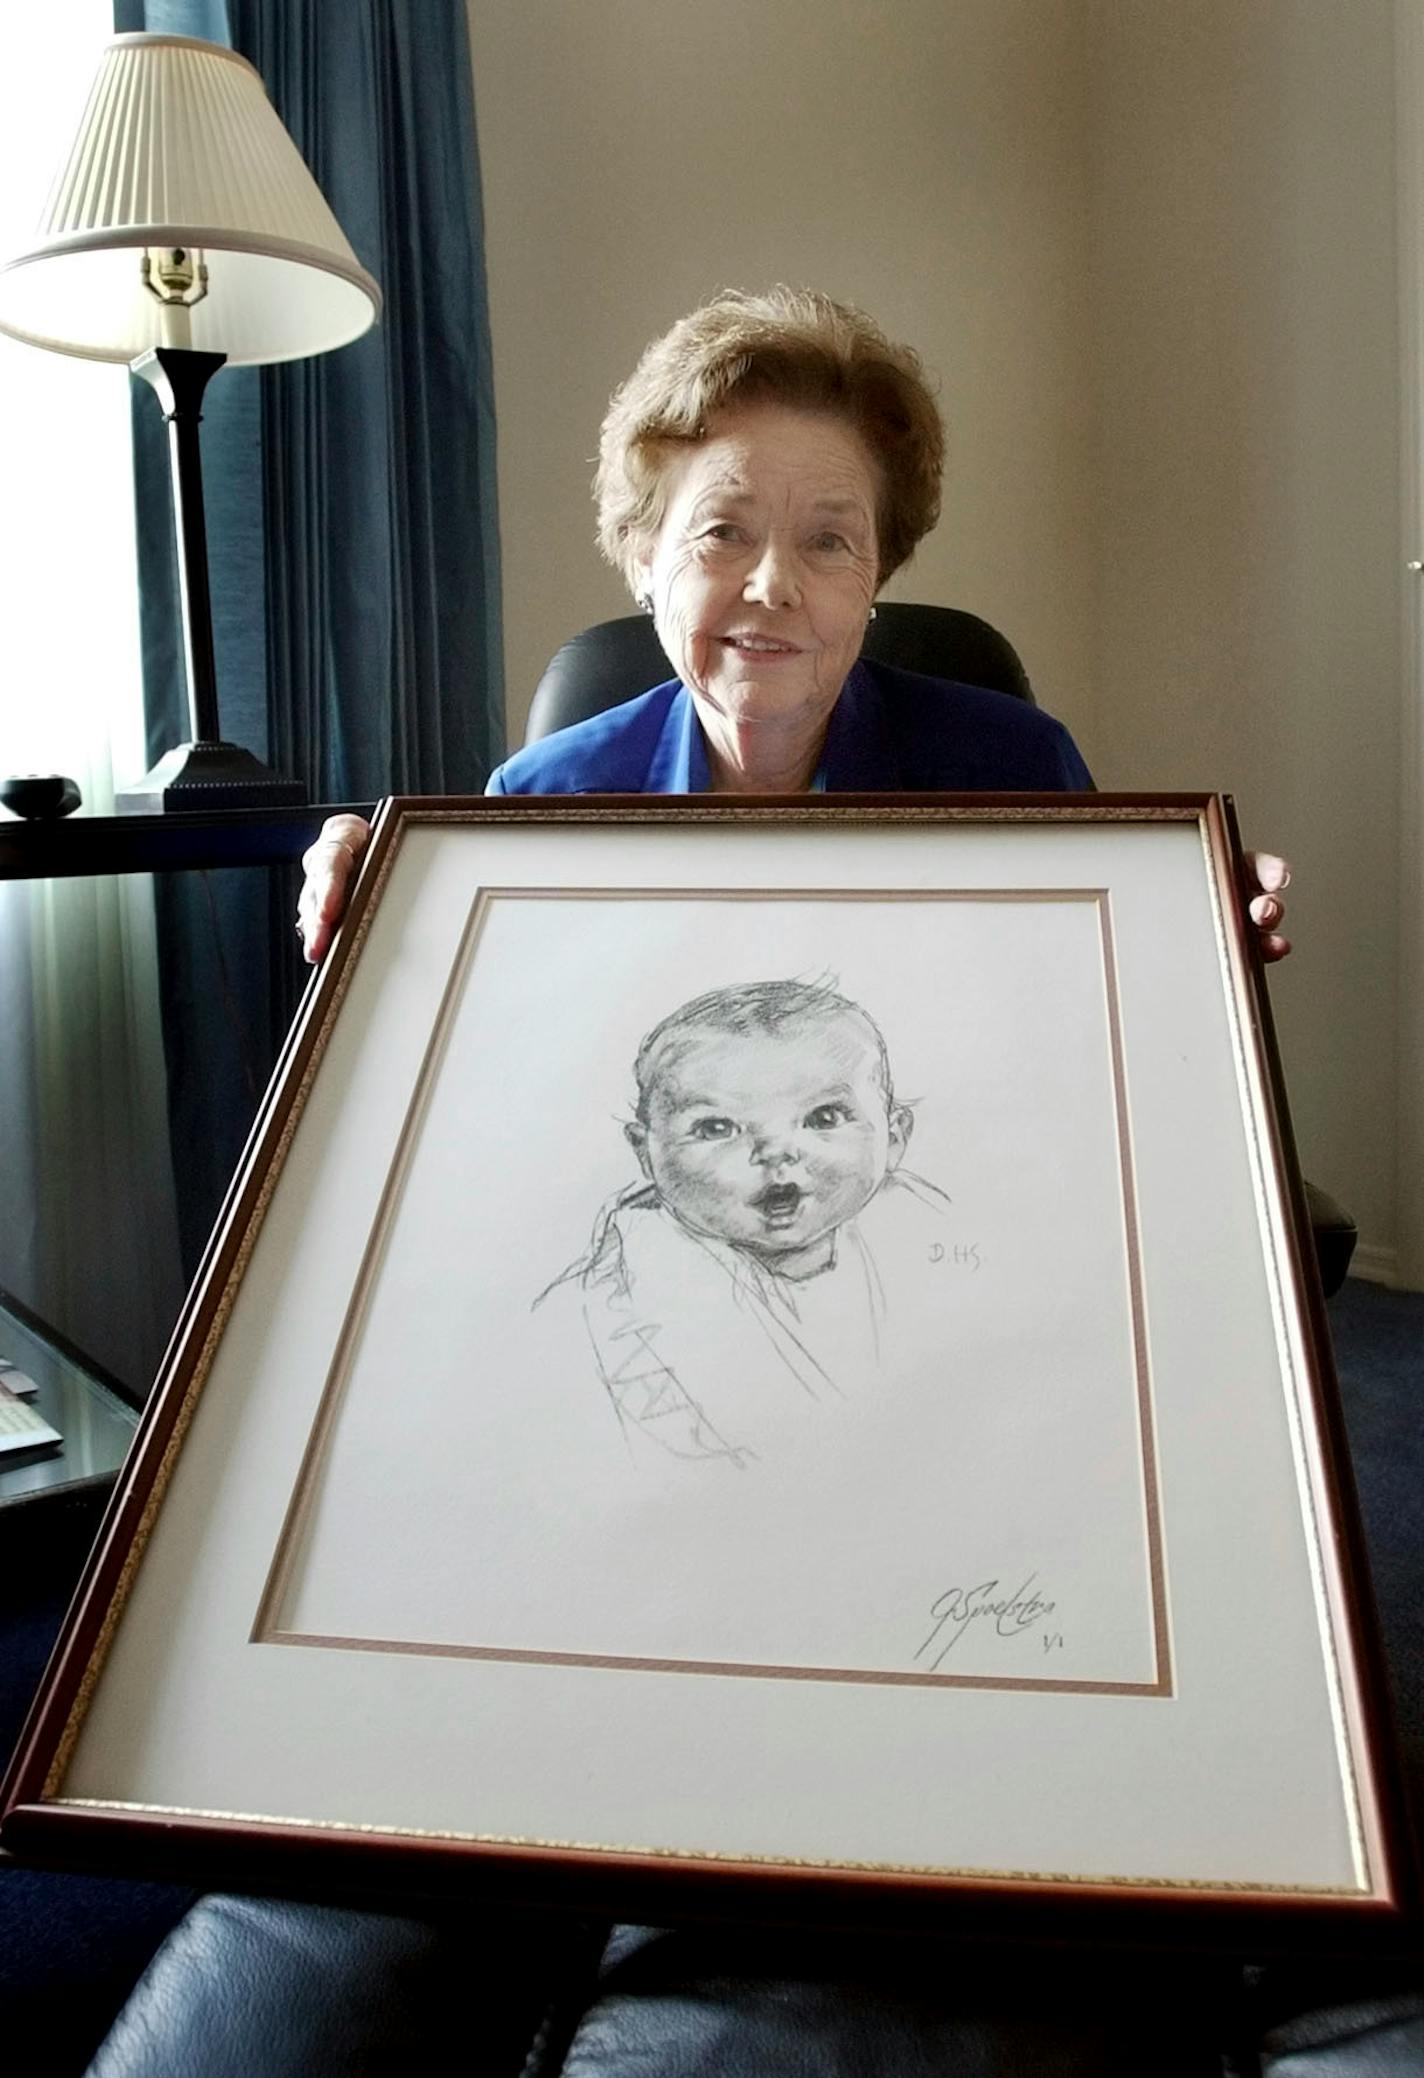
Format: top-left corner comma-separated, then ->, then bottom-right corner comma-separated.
0,6 -> 144,808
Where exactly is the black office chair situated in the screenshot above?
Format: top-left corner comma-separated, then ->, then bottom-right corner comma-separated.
525,602 -> 1032,742
524,601 -> 1357,1295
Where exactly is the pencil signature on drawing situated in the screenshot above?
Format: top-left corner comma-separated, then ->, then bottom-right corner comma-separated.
915,1575 -> 1059,1671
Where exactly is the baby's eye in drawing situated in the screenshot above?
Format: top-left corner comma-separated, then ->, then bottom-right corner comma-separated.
687,1115 -> 738,1141
803,1102 -> 854,1131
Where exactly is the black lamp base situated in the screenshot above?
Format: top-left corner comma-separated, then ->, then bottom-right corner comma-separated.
115,741 -> 308,815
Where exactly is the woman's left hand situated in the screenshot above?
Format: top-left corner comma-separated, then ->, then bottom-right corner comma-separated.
1244,851 -> 1291,963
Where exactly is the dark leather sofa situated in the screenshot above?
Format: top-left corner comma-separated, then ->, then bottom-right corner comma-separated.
83,1894 -> 1424,2074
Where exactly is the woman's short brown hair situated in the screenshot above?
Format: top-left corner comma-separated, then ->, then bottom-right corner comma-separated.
595,287 -> 944,589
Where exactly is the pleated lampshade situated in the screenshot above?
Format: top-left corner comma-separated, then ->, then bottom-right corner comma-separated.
0,32 -> 381,366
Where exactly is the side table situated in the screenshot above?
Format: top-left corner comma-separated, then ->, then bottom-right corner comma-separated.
0,1293 -> 137,1508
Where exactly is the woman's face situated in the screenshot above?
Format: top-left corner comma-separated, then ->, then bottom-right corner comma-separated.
635,402 -> 881,745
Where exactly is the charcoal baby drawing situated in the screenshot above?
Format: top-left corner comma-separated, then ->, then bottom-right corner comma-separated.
535,979 -> 952,1468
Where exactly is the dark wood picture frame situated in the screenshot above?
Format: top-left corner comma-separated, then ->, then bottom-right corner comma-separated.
1,795 -> 1414,1941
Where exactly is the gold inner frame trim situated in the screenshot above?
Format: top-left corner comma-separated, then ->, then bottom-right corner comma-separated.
1196,807 -> 1375,1894
44,1795 -> 1372,1900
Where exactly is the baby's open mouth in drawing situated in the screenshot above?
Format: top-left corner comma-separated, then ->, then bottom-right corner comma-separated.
752,1181 -> 806,1226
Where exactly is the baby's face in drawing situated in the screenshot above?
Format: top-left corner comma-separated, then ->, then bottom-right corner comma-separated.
631,1019 -> 910,1268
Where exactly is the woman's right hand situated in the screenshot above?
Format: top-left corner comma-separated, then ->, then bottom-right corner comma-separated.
296,814 -> 371,964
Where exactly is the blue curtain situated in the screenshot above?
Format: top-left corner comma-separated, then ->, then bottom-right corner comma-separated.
114,1 -> 503,1285
118,0 -> 505,795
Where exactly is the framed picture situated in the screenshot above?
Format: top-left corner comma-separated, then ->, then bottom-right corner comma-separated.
2,796 -> 1412,1935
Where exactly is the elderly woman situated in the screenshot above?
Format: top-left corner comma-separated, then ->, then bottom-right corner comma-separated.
298,287 -> 1289,958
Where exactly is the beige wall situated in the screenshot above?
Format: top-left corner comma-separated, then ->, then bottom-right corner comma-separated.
466,0 -> 1098,753
1084,0 -> 1402,1268
467,0 -> 1406,1272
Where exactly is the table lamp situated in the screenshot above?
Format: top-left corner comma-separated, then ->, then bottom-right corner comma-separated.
0,32 -> 382,812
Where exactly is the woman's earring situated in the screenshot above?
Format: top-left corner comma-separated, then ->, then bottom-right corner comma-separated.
637,593 -> 655,616
868,605 -> 878,621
